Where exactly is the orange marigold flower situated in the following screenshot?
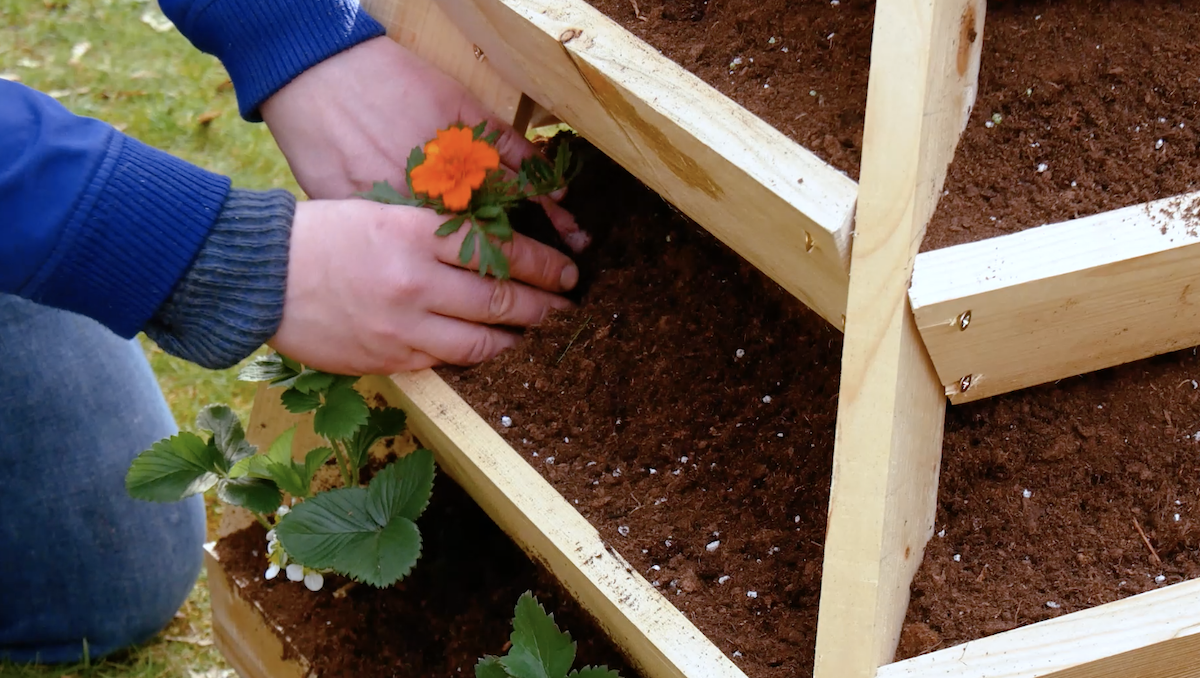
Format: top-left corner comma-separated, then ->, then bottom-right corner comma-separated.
410,125 -> 501,212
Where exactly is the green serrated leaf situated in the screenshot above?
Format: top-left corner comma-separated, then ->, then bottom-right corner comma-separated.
275,487 -> 422,587
346,407 -> 408,471
238,353 -> 300,385
475,656 -> 510,678
292,370 -> 337,394
217,476 -> 282,514
471,120 -> 488,139
569,668 -> 621,678
480,239 -> 510,279
126,433 -> 224,502
264,460 -> 310,498
366,449 -> 435,525
267,427 -> 297,465
356,180 -> 421,206
501,593 -> 576,678
436,214 -> 469,237
313,382 -> 369,442
196,405 -> 255,465
304,446 -> 335,484
484,130 -> 502,145
475,204 -> 503,220
228,454 -> 273,480
281,387 -> 322,414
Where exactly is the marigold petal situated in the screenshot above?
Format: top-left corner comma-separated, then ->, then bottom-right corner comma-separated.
442,181 -> 473,212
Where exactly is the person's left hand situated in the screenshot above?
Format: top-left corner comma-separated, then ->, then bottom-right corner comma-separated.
260,36 -> 588,251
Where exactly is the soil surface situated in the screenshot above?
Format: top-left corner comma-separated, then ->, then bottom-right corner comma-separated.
440,139 -> 1200,674
584,0 -> 1200,247
218,470 -> 634,677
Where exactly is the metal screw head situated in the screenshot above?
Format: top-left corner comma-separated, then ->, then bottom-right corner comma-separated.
959,374 -> 973,392
958,310 -> 972,331
804,231 -> 815,253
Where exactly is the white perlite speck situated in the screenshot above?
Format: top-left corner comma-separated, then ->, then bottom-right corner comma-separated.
718,575 -> 731,584
618,525 -> 630,537
1022,489 -> 1033,499
706,540 -> 721,552
747,591 -> 758,599
733,651 -> 743,658
500,416 -> 512,428
1156,574 -> 1167,584
735,348 -> 745,359
1157,139 -> 1165,150
1037,163 -> 1048,173
1046,601 -> 1061,609
762,395 -> 772,404
953,554 -> 962,562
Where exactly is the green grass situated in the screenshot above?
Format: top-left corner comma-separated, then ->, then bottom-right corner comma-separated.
2,0 -> 299,675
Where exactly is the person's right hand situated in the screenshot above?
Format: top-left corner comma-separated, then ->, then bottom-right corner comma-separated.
268,200 -> 578,375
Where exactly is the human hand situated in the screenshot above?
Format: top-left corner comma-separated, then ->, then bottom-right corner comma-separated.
260,36 -> 588,251
268,199 -> 579,374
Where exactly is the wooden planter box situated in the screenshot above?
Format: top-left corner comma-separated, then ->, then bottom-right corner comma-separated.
215,1 -> 1200,677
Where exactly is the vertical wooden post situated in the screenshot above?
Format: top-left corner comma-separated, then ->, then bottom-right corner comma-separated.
813,1 -> 984,677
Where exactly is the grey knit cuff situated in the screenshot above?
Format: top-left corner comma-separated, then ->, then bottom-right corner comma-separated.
146,188 -> 295,369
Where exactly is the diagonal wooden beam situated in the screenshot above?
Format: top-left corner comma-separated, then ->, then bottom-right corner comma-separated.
813,0 -> 985,676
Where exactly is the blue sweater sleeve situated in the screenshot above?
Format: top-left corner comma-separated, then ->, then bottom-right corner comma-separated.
160,0 -> 385,121
0,81 -> 231,338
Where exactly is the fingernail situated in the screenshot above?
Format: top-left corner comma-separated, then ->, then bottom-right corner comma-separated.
550,188 -> 568,202
565,230 -> 592,253
560,264 -> 579,290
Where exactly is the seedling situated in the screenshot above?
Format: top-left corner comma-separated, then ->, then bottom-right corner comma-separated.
358,122 -> 577,279
125,353 -> 434,590
475,592 -> 623,678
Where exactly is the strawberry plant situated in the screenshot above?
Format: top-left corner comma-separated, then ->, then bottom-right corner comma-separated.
125,353 -> 434,591
359,122 -> 577,279
476,592 -> 623,678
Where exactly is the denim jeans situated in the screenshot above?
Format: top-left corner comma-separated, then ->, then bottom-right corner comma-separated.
0,295 -> 205,663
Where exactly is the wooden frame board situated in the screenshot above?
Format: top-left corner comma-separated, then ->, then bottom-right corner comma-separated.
911,189 -> 1200,403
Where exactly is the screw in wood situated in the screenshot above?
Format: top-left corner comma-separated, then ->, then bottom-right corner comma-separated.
959,374 -> 973,392
804,231 -> 815,253
473,45 -> 485,61
958,310 -> 972,331
559,28 -> 583,43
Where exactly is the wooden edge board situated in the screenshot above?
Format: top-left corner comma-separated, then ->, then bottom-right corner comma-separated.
813,0 -> 984,677
437,0 -> 858,327
877,578 -> 1200,678
911,189 -> 1200,403
205,543 -> 313,678
380,369 -> 746,678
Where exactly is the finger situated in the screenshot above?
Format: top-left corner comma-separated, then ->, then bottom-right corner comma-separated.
532,195 -> 590,253
430,266 -> 572,328
388,348 -> 442,373
410,314 -> 522,366
436,230 -> 580,293
489,118 -> 540,172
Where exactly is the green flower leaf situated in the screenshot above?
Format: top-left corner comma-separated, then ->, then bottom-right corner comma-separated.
475,204 -> 503,220
460,228 -> 479,266
500,592 -> 576,678
346,407 -> 408,471
275,487 -> 422,587
125,433 -> 223,502
405,145 -> 426,196
356,180 -> 421,206
471,120 -> 488,139
367,450 -> 435,525
281,387 -> 322,414
238,353 -> 301,386
475,656 -> 510,678
264,461 -> 310,498
217,476 -> 282,514
304,446 -> 335,486
196,404 -> 255,465
313,382 -> 369,441
435,214 -> 469,237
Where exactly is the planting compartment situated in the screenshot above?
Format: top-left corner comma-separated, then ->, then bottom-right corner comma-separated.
218,1 -> 1200,677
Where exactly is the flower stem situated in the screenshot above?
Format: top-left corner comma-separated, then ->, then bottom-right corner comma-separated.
254,513 -> 272,530
330,440 -> 355,488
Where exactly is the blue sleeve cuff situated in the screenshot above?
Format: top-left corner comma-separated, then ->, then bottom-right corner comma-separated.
162,0 -> 385,121
22,133 -> 231,339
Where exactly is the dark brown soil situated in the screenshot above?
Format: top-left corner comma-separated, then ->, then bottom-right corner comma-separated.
584,0 -> 1200,248
584,0 -> 874,179
440,136 -> 1200,675
924,0 -> 1200,249
217,473 -> 635,677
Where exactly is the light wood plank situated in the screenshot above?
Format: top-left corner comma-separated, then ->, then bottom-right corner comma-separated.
878,578 -> 1200,678
381,370 -> 746,678
361,0 -> 527,124
813,1 -> 984,676
435,0 -> 858,327
911,190 -> 1200,403
205,544 -> 312,678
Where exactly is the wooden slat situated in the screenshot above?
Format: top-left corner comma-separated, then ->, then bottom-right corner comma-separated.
361,0 -> 528,125
378,370 -> 745,678
435,0 -> 858,327
878,578 -> 1200,678
813,1 -> 984,677
911,190 -> 1200,403
205,544 -> 312,678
